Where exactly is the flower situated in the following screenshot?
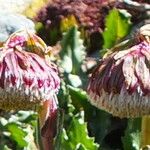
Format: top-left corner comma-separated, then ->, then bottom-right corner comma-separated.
87,24 -> 150,118
0,47 -> 60,110
0,30 -> 61,148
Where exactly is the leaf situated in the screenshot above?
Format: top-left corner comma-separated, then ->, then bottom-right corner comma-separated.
68,74 -> 82,87
23,125 -> 38,150
60,26 -> 85,74
61,116 -> 99,150
0,145 -> 11,150
6,123 -> 28,148
122,118 -> 141,150
102,8 -> 131,49
68,86 -> 93,117
76,144 -> 87,150
17,111 -> 37,127
68,86 -> 112,145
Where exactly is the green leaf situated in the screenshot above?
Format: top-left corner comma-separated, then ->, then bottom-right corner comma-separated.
68,74 -> 82,87
23,125 -> 38,150
122,118 -> 141,150
68,86 -> 112,145
102,8 -> 131,49
6,123 -> 28,148
60,26 -> 85,74
68,86 -> 93,117
0,145 -> 11,150
61,116 -> 99,150
17,111 -> 37,127
76,144 -> 87,150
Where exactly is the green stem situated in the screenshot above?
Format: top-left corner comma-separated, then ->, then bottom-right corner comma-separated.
141,116 -> 150,148
55,109 -> 64,150
36,118 -> 44,150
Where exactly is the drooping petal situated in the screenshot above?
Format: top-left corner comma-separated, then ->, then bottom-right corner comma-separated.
122,54 -> 138,94
135,56 -> 150,95
0,47 -> 60,110
88,25 -> 150,118
101,57 -> 114,93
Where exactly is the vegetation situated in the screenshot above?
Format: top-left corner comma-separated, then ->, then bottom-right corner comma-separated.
0,0 -> 150,150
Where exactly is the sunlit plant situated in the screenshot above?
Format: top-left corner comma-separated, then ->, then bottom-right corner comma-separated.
0,30 -> 60,150
88,24 -> 150,148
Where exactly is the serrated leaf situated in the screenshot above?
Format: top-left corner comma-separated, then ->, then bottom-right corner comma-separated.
122,118 -> 141,150
102,8 -> 131,49
76,144 -> 87,150
60,26 -> 85,74
68,86 -> 112,145
68,86 -> 92,116
6,123 -> 28,148
61,117 -> 99,150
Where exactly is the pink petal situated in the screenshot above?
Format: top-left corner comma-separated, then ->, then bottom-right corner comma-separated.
135,56 -> 150,95
122,55 -> 138,94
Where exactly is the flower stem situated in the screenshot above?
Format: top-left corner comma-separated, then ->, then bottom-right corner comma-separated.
36,118 -> 44,150
36,117 -> 54,150
141,116 -> 150,147
42,137 -> 54,150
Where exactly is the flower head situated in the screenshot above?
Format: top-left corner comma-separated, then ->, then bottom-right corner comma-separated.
88,24 -> 150,118
0,30 -> 60,111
